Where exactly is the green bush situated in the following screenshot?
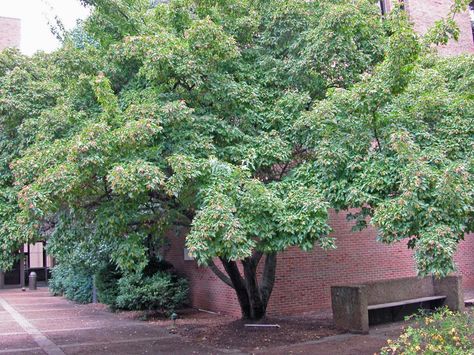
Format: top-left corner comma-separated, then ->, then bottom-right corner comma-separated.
116,271 -> 188,315
380,307 -> 474,355
48,265 -> 68,296
94,259 -> 179,311
49,261 -> 188,313
49,264 -> 92,304
95,262 -> 121,310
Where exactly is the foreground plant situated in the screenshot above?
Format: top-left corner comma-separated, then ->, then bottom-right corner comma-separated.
380,308 -> 474,355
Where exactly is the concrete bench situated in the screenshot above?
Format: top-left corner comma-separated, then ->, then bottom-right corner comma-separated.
331,275 -> 464,333
367,295 -> 446,310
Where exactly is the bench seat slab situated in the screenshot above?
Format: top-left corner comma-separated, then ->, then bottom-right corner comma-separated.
367,295 -> 446,310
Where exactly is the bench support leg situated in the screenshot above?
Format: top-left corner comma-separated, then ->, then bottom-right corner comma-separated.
331,286 -> 369,334
434,275 -> 465,312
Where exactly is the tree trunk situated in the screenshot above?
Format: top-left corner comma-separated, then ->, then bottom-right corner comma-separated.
213,253 -> 277,320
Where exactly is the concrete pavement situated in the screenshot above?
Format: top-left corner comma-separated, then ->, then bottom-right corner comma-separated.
0,287 -> 233,355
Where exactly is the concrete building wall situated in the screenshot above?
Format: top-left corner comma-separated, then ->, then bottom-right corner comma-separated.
0,17 -> 21,51
28,243 -> 44,268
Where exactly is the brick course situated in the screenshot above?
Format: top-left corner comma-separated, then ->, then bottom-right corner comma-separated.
0,17 -> 21,51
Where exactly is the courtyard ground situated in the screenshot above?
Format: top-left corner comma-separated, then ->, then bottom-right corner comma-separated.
0,287 -> 227,354
0,286 -> 451,354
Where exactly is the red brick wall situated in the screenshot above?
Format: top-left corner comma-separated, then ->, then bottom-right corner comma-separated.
0,17 -> 21,51
165,231 -> 241,316
166,211 -> 474,317
403,0 -> 474,55
265,210 -> 417,316
455,236 -> 474,289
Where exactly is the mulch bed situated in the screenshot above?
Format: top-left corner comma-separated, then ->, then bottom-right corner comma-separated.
122,308 -> 343,351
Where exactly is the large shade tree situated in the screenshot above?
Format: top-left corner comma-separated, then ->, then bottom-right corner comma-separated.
295,1 -> 474,276
0,50 -> 65,270
0,0 -> 472,320
297,52 -> 474,276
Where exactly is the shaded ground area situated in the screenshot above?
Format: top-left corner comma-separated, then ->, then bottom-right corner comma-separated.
0,287 -> 231,354
123,306 -> 406,354
141,309 -> 342,352
5,287 -> 473,354
253,323 -> 405,354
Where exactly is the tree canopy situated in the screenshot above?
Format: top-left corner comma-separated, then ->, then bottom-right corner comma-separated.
0,0 -> 472,319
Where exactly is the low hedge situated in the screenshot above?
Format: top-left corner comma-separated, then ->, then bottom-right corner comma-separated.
115,271 -> 188,315
49,261 -> 188,315
49,264 -> 92,304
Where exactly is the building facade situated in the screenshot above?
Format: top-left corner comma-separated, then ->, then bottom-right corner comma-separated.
166,0 -> 474,317
0,17 -> 53,289
0,17 -> 21,288
402,0 -> 474,55
0,16 -> 21,51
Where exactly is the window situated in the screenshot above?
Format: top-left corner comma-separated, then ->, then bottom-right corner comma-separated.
184,248 -> 194,261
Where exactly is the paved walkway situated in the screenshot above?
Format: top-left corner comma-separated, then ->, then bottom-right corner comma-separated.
0,287 -> 402,355
4,287 -> 469,354
254,323 -> 404,354
0,287 -> 231,355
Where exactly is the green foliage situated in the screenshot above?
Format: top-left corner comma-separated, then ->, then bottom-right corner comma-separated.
8,0 -> 389,273
115,271 -> 188,314
296,51 -> 474,276
1,0 -> 472,318
294,2 -> 473,276
49,264 -> 93,304
94,262 -> 122,309
380,307 -> 474,355
0,48 -> 64,271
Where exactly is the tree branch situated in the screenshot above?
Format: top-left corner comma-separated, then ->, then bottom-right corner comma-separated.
372,112 -> 382,152
251,250 -> 263,266
260,253 -> 277,305
208,259 -> 234,288
219,257 -> 246,291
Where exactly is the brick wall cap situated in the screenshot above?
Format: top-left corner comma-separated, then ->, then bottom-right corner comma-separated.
331,284 -> 366,289
0,16 -> 21,21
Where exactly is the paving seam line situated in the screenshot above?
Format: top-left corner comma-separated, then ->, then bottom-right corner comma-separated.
0,327 -> 108,336
6,308 -> 81,312
0,297 -> 65,355
0,315 -> 112,323
0,347 -> 43,354
0,303 -> 71,306
0,317 -> 107,324
59,334 -> 178,348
